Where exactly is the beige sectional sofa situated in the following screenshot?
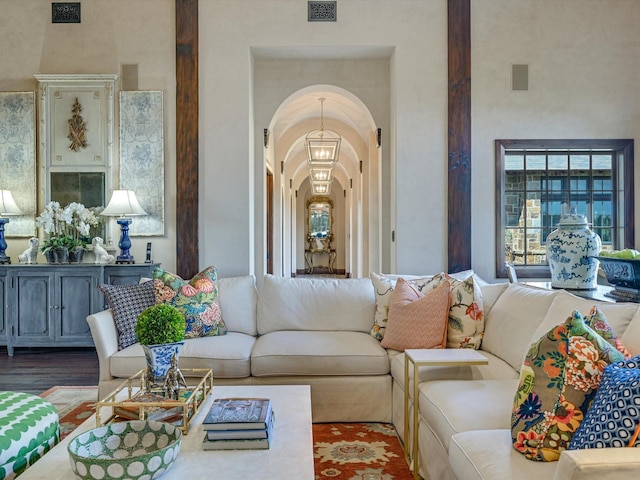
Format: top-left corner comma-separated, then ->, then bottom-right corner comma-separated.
87,273 -> 640,479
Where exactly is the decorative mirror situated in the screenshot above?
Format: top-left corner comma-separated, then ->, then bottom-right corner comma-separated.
307,196 -> 333,252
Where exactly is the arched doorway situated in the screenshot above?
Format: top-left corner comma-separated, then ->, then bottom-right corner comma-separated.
265,85 -> 381,278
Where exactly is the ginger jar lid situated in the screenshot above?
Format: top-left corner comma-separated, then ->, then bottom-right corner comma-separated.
557,206 -> 588,228
558,213 -> 588,227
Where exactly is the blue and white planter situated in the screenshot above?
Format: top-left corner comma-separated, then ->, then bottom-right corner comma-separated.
547,210 -> 601,290
142,341 -> 185,386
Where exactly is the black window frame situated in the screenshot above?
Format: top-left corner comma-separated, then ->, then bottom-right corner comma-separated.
495,139 -> 634,279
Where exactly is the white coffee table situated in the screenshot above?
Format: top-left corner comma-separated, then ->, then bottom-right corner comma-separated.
403,349 -> 488,480
20,385 -> 314,479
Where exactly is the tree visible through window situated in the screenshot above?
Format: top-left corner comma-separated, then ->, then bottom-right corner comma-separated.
495,139 -> 634,279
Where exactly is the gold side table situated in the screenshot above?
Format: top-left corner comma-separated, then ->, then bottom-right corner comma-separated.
403,349 -> 488,480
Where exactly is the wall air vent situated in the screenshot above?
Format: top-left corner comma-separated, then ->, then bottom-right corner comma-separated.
52,2 -> 81,23
308,1 -> 337,22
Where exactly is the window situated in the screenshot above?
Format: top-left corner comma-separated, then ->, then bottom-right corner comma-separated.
495,139 -> 634,279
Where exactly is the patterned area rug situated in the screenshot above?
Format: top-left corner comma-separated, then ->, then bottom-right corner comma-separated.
313,423 -> 413,479
40,388 -> 413,478
40,386 -> 98,440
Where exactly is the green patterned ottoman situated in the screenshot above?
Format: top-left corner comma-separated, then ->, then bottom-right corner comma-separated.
0,392 -> 60,480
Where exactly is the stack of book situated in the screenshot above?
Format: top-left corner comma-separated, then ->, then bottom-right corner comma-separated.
201,397 -> 275,450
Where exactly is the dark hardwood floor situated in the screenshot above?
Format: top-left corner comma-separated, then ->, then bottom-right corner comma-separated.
0,347 -> 99,395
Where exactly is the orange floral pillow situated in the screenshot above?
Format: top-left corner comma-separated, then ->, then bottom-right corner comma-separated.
511,310 -> 625,462
584,306 -> 631,359
153,266 -> 227,339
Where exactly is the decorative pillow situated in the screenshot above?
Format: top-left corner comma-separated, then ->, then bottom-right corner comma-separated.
584,306 -> 631,359
98,281 -> 156,350
569,356 -> 640,450
369,272 -> 432,340
153,266 -> 227,338
511,310 -> 626,462
423,273 -> 484,349
380,279 -> 450,351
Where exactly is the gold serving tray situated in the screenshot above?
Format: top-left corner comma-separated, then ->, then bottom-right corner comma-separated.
95,368 -> 214,434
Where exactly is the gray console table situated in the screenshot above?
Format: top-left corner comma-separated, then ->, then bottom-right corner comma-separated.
0,263 -> 158,356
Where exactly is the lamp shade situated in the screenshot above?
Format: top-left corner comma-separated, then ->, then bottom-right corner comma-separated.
101,190 -> 147,217
0,190 -> 24,216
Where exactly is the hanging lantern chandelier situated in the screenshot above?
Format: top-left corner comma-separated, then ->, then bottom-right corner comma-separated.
306,98 -> 341,195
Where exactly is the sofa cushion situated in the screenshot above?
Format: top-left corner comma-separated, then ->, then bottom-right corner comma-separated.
153,265 -> 227,339
217,275 -> 257,336
380,279 -> 450,351
98,280 -> 156,350
420,378 -> 518,455
511,310 -> 626,462
479,282 -> 509,316
482,283 -> 560,372
257,275 -> 375,334
530,289 -> 638,349
570,356 -> 640,449
110,332 -> 255,379
449,430 -> 558,480
251,331 -> 389,376
622,309 -> 640,357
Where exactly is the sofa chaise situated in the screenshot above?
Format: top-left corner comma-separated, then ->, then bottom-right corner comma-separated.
87,273 -> 640,479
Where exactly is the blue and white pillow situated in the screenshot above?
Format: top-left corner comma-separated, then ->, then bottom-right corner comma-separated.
569,356 -> 640,450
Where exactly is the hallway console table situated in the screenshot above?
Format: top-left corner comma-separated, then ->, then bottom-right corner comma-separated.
304,248 -> 336,274
0,263 -> 158,356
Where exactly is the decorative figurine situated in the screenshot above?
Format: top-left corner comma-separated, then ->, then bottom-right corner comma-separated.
18,237 -> 39,264
92,237 -> 115,264
163,354 -> 188,400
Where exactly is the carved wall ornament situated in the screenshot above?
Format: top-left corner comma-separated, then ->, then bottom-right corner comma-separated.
67,97 -> 88,152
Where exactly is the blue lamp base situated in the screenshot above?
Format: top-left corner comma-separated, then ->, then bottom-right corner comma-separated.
115,218 -> 135,264
0,218 -> 10,264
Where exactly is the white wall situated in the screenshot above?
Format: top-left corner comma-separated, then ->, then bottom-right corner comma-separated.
471,0 -> 640,280
1,0 -> 177,270
200,0 -> 448,278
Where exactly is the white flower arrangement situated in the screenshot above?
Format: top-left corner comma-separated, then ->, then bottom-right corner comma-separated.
35,201 -> 101,251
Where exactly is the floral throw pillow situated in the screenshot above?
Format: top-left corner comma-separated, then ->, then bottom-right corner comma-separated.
584,306 -> 631,359
511,310 -> 626,462
424,273 -> 484,349
153,266 -> 227,338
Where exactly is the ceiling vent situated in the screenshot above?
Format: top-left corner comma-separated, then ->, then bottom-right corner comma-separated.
52,2 -> 81,23
308,1 -> 337,22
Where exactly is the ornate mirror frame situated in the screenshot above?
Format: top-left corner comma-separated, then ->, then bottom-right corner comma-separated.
307,196 -> 333,251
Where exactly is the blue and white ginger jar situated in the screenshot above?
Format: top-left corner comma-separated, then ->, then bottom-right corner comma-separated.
547,211 -> 601,289
142,341 -> 185,386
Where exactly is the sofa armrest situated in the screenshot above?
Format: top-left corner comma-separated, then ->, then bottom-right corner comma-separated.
86,310 -> 119,383
554,448 -> 640,480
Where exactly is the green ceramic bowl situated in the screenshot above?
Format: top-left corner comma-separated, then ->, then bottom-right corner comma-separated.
67,420 -> 182,480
